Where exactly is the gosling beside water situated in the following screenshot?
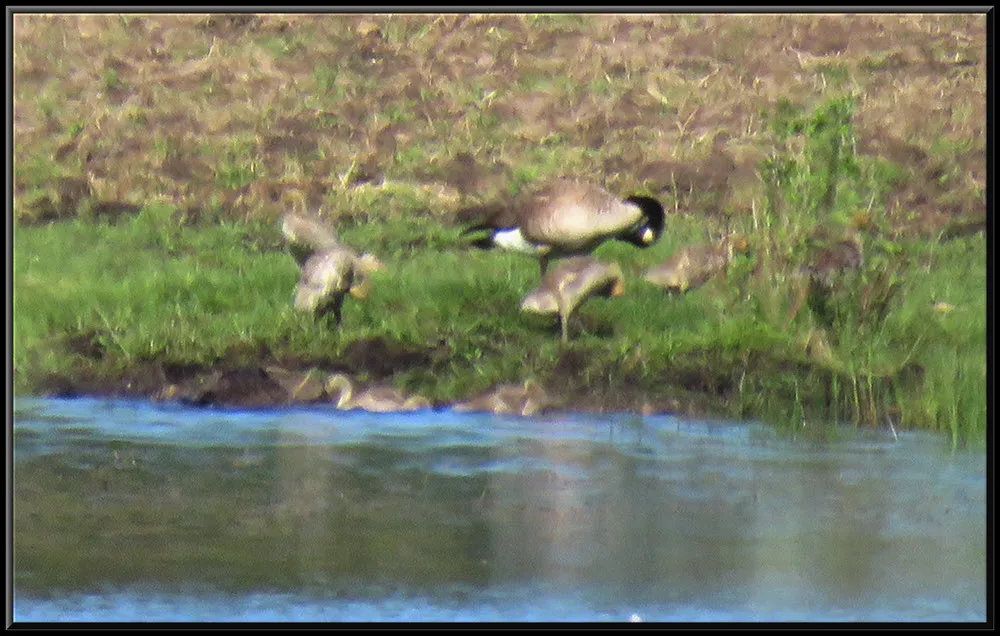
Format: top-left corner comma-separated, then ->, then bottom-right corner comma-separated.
282,212 -> 341,267
294,248 -> 385,325
260,365 -> 555,416
325,373 -> 431,413
453,379 -> 553,416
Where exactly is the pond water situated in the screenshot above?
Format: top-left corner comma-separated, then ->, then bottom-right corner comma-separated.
12,397 -> 987,623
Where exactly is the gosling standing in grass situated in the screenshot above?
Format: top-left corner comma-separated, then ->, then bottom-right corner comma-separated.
294,248 -> 385,326
281,213 -> 384,326
521,256 -> 626,342
644,235 -> 750,294
460,179 -> 665,276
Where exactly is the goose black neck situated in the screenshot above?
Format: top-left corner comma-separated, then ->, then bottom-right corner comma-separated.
620,195 -> 665,247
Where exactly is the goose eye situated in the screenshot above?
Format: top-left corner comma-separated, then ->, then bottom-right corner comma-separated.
641,227 -> 654,243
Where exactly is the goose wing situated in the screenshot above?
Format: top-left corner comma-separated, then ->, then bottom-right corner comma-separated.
519,181 -> 643,248
282,213 -> 340,266
457,201 -> 522,232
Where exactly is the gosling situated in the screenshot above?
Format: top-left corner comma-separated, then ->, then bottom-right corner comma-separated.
521,256 -> 625,342
294,246 -> 385,326
325,373 -> 431,413
644,235 -> 750,294
453,379 -> 551,416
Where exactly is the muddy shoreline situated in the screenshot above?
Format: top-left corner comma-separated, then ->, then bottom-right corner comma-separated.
31,338 -> 722,418
33,365 -> 715,418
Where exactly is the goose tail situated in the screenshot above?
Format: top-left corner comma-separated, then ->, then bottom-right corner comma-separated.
459,223 -> 498,250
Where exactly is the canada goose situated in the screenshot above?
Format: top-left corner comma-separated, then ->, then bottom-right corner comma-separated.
281,212 -> 341,267
459,179 -> 665,275
294,246 -> 385,326
453,379 -> 551,416
521,256 -> 625,342
643,235 -> 750,294
325,373 -> 431,413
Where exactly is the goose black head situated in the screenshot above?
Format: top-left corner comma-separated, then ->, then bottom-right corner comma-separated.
620,195 -> 666,248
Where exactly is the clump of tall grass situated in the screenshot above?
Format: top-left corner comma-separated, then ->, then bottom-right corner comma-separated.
743,95 -> 985,445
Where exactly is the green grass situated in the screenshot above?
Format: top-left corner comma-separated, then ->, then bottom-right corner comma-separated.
13,188 -> 986,446
14,209 -> 285,373
12,15 -> 987,446
735,96 -> 986,444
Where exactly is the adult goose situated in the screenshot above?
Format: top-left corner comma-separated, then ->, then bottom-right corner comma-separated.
520,256 -> 626,342
460,179 -> 665,276
325,373 -> 431,413
294,245 -> 385,326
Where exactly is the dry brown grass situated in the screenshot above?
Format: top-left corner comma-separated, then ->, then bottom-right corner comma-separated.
13,12 -> 987,235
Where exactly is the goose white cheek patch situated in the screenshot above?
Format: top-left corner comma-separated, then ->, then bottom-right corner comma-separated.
494,228 -> 544,253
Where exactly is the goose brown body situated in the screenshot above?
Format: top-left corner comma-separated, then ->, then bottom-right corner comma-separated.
521,256 -> 625,341
461,179 -> 665,275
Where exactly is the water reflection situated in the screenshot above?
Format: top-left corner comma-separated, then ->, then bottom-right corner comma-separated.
12,398 -> 987,622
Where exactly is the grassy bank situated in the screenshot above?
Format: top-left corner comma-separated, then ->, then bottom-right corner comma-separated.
12,14 -> 987,445
13,173 -> 986,445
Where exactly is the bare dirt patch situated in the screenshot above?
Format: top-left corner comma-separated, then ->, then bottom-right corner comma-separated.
13,13 -> 986,228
